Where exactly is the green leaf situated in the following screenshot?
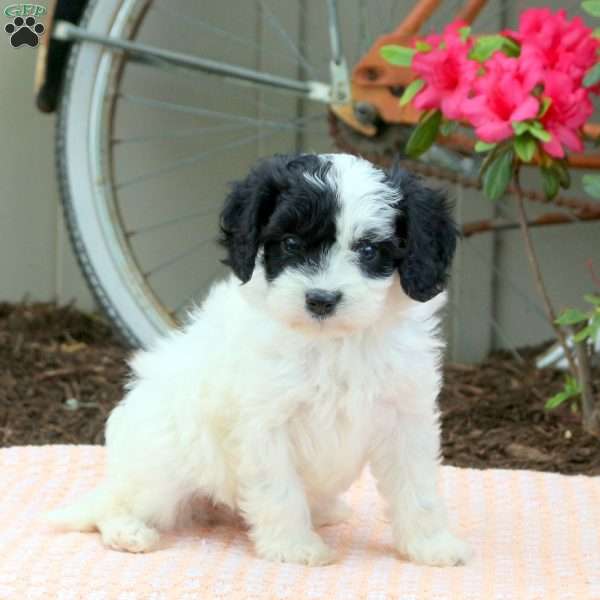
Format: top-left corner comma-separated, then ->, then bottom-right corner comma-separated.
582,0 -> 600,17
545,391 -> 571,410
546,376 -> 581,410
440,120 -> 459,136
479,143 -> 505,178
584,294 -> 600,306
539,97 -> 552,118
512,122 -> 529,136
399,79 -> 425,106
584,63 -> 600,87
528,123 -> 551,142
469,34 -> 519,62
469,35 -> 506,62
502,36 -> 521,57
475,140 -> 497,153
482,148 -> 514,201
415,41 -> 432,52
514,135 -> 536,163
458,26 -> 471,42
564,375 -> 581,395
574,320 -> 600,344
553,161 -> 571,189
574,324 -> 594,343
594,27 -> 600,39
555,308 -> 589,326
582,174 -> 600,198
380,45 -> 415,66
405,110 -> 442,158
541,167 -> 560,199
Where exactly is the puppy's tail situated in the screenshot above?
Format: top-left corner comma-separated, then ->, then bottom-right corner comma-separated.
46,485 -> 113,532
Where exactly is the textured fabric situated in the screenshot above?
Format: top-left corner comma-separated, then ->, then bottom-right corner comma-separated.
0,445 -> 599,600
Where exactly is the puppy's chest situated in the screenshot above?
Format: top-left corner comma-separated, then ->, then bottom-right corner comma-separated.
287,352 -> 381,490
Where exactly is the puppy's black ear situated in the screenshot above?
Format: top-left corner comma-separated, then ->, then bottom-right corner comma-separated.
387,167 -> 458,302
220,156 -> 291,282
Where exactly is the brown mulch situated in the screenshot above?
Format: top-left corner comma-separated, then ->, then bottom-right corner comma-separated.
441,352 -> 600,475
1,302 -> 599,474
0,302 -> 128,446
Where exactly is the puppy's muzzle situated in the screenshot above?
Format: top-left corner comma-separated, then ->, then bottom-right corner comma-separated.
305,289 -> 342,318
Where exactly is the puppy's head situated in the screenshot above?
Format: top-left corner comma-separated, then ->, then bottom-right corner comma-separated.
220,153 -> 457,335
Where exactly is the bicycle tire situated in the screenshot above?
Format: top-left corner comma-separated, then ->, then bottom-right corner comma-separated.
57,0 -> 170,348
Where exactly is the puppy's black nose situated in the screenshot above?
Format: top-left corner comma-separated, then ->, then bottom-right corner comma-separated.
305,289 -> 342,318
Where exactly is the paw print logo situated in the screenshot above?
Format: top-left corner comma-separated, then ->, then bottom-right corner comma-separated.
5,16 -> 45,48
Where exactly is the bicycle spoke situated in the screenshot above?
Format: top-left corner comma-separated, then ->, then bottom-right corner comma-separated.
126,207 -> 220,238
115,114 -> 327,190
152,2 -> 260,50
112,122 -> 256,145
151,2 -> 313,76
256,0 -> 317,77
122,59 -> 303,119
118,93 -> 322,131
144,237 -> 218,278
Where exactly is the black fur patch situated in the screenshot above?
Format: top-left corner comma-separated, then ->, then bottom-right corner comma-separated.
386,168 -> 458,302
353,236 -> 404,280
261,157 -> 338,281
219,154 -> 338,283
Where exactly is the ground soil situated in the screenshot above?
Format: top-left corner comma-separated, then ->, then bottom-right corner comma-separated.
1,302 -> 599,474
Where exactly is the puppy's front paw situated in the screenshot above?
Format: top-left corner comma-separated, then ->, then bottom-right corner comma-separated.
255,532 -> 336,566
398,530 -> 472,567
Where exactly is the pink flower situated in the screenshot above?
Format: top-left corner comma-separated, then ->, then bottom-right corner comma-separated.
411,22 -> 479,120
462,54 -> 539,143
540,71 -> 593,158
512,8 -> 600,87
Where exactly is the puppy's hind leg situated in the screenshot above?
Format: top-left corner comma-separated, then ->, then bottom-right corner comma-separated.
48,481 -> 164,553
94,477 -> 189,553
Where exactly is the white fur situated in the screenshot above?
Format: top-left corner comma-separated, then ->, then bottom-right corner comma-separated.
48,154 -> 471,566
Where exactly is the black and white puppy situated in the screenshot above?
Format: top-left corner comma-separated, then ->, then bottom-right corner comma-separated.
49,153 -> 470,567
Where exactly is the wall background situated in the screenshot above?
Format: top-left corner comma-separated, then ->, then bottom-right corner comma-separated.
0,33 -> 94,309
0,1 -> 597,362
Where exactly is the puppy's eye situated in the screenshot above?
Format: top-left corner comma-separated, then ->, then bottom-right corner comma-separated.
358,242 -> 379,262
281,235 -> 303,254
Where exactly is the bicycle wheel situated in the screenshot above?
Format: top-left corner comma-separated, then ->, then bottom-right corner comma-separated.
58,0 -> 583,355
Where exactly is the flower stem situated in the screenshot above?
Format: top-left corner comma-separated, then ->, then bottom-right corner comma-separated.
513,169 -> 599,437
512,170 -> 577,374
572,334 -> 600,437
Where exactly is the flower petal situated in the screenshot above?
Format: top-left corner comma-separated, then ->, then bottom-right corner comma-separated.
511,96 -> 540,122
542,135 -> 565,158
476,121 -> 514,143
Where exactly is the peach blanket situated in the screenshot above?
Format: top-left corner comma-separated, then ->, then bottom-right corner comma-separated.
1,445 -> 599,599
